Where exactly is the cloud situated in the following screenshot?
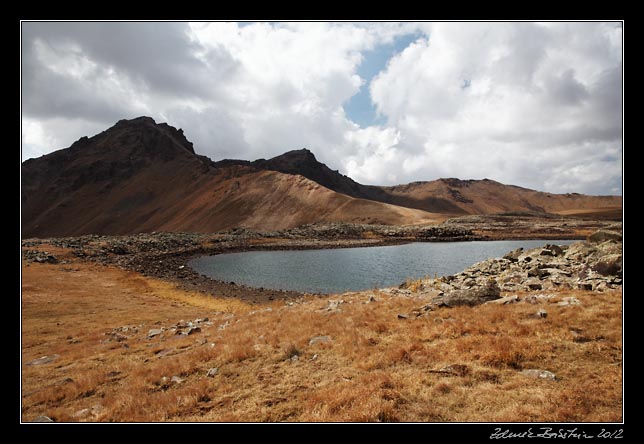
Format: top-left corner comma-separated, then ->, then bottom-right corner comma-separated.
366,22 -> 622,194
21,21 -> 622,195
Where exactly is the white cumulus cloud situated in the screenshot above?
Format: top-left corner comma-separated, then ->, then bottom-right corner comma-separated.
21,21 -> 622,195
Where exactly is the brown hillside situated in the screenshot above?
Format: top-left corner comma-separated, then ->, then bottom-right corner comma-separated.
21,118 -> 440,237
22,116 -> 621,238
218,149 -> 620,218
380,178 -> 622,216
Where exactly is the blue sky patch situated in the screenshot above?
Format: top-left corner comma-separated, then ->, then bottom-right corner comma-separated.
344,32 -> 422,127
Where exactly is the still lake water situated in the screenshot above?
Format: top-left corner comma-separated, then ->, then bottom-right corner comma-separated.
189,240 -> 576,294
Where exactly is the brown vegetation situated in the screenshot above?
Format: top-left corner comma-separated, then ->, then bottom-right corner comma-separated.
21,256 -> 622,422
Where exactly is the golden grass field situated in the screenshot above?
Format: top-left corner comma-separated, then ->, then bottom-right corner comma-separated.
21,248 -> 622,422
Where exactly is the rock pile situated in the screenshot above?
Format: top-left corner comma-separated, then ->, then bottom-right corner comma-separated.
22,250 -> 59,264
426,229 -> 622,307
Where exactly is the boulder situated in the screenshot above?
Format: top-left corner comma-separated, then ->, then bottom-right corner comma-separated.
33,415 -> 54,422
557,297 -> 581,306
588,230 -> 622,243
26,354 -> 60,366
520,369 -> 557,381
591,254 -> 622,277
485,295 -> 519,305
206,367 -> 219,377
308,335 -> 332,346
147,328 -> 163,338
435,279 -> 500,307
503,248 -> 523,262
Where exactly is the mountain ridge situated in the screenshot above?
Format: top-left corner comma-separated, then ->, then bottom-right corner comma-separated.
21,116 -> 621,238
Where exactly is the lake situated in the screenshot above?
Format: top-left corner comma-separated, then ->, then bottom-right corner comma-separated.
189,240 -> 577,294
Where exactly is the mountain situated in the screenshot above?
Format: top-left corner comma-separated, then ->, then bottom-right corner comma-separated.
21,117 -> 440,238
219,149 -> 620,217
21,117 -> 621,238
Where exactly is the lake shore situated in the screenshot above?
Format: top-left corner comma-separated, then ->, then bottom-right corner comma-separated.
21,217 -> 623,422
22,216 -> 619,303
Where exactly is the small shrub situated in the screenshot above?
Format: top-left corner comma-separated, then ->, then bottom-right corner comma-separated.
284,344 -> 301,360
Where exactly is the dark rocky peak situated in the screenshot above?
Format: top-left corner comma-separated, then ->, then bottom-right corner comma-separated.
108,116 -> 195,155
260,148 -> 318,169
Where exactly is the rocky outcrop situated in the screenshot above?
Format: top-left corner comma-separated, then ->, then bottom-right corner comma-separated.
425,232 -> 622,307
435,279 -> 501,307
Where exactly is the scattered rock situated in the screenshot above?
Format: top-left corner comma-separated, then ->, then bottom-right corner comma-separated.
324,300 -> 345,312
218,321 -> 230,330
23,250 -> 59,264
431,364 -> 471,377
206,367 -> 219,377
310,354 -> 318,361
588,230 -> 622,243
503,248 -> 523,262
397,313 -> 409,320
520,369 -> 557,381
527,282 -> 543,291
558,297 -> 581,306
185,326 -> 201,335
434,279 -> 500,307
154,348 -> 174,357
171,375 -> 184,384
422,231 -> 621,299
523,293 -> 555,304
147,328 -> 163,338
73,408 -> 90,418
485,295 -> 519,305
533,309 -> 548,319
309,335 -> 332,346
33,415 -> 54,422
26,354 -> 60,366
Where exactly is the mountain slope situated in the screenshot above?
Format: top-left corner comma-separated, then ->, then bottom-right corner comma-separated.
21,117 -> 441,237
22,116 -> 621,238
220,149 -> 620,217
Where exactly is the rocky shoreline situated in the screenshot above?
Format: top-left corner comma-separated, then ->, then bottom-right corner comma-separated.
21,219 -> 622,304
396,228 -> 622,310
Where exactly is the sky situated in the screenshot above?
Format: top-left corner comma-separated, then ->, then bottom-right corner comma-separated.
21,21 -> 623,195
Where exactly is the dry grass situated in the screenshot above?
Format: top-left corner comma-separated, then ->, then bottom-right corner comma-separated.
21,256 -> 622,423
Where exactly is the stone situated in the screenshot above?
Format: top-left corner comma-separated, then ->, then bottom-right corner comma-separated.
485,295 -> 519,305
588,230 -> 622,243
171,375 -> 184,384
592,254 -> 622,277
206,367 -> 219,377
436,279 -> 501,307
577,282 -> 593,291
309,335 -> 332,346
558,297 -> 581,306
310,354 -> 318,361
186,326 -> 201,335
73,408 -> 90,418
503,248 -> 523,262
436,364 -> 471,377
26,354 -> 60,366
535,309 -> 548,318
397,313 -> 409,319
520,369 -> 557,381
33,415 -> 54,422
147,328 -> 163,338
